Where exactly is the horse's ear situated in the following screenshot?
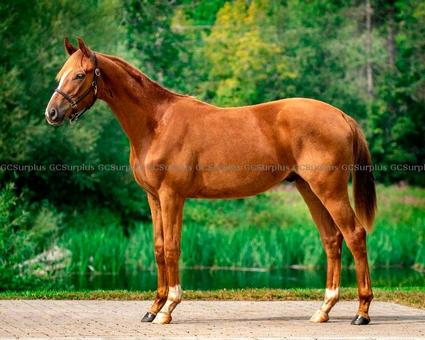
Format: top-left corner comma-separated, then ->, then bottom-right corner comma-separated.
77,36 -> 92,58
64,37 -> 77,56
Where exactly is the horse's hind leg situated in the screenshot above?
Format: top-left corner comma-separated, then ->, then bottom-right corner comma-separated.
304,172 -> 373,325
296,178 -> 343,323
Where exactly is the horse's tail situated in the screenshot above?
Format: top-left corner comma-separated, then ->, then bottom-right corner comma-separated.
347,116 -> 377,232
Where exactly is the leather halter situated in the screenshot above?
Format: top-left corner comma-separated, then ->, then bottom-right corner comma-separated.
55,52 -> 100,122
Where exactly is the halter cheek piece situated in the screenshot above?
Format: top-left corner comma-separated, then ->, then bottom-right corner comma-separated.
55,52 -> 100,122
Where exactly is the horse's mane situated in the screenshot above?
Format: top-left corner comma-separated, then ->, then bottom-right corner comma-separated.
101,53 -> 188,98
55,50 -> 192,101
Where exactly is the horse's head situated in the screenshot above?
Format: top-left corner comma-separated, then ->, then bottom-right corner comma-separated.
45,37 -> 100,125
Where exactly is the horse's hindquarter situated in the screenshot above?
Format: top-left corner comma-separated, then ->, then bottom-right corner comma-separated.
277,98 -> 355,183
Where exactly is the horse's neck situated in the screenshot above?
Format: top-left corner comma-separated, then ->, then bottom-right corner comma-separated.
97,54 -> 176,151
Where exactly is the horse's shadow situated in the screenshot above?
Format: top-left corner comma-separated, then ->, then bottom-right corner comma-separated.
177,314 -> 425,325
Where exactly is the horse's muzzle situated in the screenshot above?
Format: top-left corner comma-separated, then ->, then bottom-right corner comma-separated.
45,106 -> 65,125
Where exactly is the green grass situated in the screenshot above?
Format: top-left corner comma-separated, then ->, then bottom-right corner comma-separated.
1,288 -> 424,309
59,184 -> 425,274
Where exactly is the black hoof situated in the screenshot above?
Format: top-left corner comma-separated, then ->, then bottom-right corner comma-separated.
351,315 -> 370,325
141,312 -> 156,322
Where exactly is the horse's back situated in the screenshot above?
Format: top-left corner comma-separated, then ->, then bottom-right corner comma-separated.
141,97 -> 356,197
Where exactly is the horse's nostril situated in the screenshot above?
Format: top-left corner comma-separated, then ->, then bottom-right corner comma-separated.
49,108 -> 58,120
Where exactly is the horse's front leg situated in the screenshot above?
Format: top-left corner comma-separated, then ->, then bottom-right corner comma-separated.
152,189 -> 184,324
141,193 -> 168,322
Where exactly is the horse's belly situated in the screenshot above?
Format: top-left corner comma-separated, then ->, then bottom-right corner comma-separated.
192,168 -> 288,198
186,119 -> 291,197
189,149 -> 290,198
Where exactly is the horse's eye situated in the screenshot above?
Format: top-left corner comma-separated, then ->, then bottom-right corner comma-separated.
75,73 -> 85,80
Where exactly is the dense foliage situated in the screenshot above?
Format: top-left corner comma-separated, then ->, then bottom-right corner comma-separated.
125,0 -> 424,185
0,0 -> 424,290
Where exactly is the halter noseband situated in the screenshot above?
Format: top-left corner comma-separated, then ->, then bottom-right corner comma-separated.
55,52 -> 100,122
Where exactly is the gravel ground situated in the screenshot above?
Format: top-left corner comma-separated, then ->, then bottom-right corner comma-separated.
0,300 -> 424,339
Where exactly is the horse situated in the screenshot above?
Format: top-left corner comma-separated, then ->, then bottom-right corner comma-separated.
45,37 -> 376,325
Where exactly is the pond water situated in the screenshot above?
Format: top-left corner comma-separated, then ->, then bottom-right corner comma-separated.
64,268 -> 424,291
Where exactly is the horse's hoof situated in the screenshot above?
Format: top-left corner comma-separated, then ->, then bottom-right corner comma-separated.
141,312 -> 156,322
351,314 -> 370,325
309,309 -> 329,323
152,312 -> 172,324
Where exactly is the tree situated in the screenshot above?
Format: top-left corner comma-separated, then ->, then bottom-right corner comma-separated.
203,0 -> 295,106
367,0 -> 425,183
0,0 -> 149,222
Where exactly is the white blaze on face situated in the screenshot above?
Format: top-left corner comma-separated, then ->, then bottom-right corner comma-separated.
45,69 -> 71,118
57,69 -> 71,90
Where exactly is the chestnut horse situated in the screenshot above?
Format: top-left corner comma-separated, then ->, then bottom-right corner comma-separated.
45,38 -> 376,325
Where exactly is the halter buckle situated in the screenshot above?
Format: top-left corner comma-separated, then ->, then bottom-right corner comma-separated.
95,68 -> 100,77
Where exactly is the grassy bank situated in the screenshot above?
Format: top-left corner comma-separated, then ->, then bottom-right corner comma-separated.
1,288 -> 424,309
2,184 -> 423,291
60,184 -> 425,274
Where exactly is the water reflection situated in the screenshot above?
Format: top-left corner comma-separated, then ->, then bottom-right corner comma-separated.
66,268 -> 424,291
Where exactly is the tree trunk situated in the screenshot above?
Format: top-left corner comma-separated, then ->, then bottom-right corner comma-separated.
366,0 -> 373,97
387,0 -> 396,69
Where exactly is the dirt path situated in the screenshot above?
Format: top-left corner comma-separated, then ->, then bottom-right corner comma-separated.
0,300 -> 424,338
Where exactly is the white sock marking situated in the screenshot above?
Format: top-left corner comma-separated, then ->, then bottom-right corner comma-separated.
161,284 -> 182,314
322,287 -> 340,312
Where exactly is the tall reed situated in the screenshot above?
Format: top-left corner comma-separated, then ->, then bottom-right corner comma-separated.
60,185 -> 425,274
